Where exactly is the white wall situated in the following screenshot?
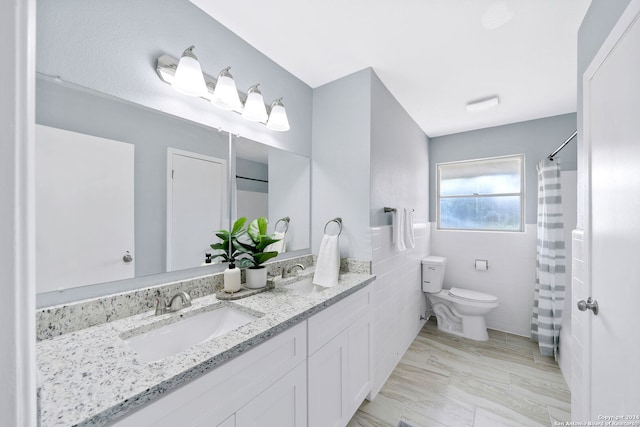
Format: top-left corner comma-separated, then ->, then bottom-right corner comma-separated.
370,224 -> 430,397
430,170 -> 577,338
430,224 -> 537,336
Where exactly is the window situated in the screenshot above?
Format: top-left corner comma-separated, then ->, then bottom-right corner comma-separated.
437,155 -> 524,231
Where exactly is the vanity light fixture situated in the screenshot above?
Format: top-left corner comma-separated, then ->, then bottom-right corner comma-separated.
156,50 -> 290,131
211,67 -> 243,111
172,46 -> 208,97
241,84 -> 268,122
466,95 -> 500,112
266,98 -> 290,131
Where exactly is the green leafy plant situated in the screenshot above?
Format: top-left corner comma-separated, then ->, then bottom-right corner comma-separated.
210,217 -> 247,263
235,217 -> 281,268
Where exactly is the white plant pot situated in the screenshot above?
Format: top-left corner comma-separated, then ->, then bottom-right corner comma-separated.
245,266 -> 267,289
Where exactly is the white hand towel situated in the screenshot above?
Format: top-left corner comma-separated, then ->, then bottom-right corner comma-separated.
393,209 -> 406,251
312,234 -> 340,287
404,208 -> 415,249
265,231 -> 286,254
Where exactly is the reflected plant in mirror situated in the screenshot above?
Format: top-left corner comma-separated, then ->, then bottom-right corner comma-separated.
235,217 -> 281,269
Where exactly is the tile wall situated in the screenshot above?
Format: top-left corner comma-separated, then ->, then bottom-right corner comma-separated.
370,222 -> 430,397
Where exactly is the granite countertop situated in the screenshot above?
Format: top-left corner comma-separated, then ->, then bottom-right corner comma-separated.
37,270 -> 375,426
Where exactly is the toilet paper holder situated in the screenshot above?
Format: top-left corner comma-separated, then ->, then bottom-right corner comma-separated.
474,259 -> 489,271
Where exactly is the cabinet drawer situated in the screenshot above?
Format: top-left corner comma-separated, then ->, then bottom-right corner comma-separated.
308,287 -> 370,355
109,322 -> 306,427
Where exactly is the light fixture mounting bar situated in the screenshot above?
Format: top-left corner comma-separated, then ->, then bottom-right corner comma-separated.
157,54 -> 264,114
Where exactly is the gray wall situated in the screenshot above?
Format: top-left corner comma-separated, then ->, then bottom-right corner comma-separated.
36,78 -> 229,277
36,0 -> 312,156
36,0 -> 315,302
312,69 -> 372,259
311,68 -> 429,259
370,72 -> 430,228
576,0 -> 633,228
429,113 -> 577,224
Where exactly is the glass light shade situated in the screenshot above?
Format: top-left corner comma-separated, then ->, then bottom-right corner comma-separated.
266,100 -> 290,131
172,47 -> 207,97
211,68 -> 242,111
241,85 -> 268,122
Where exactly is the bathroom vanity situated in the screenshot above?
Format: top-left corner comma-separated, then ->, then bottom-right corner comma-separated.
36,264 -> 374,426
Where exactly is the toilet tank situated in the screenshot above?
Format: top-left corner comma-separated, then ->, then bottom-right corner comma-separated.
422,256 -> 447,293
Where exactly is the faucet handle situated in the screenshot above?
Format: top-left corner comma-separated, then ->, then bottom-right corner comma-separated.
155,298 -> 167,315
180,291 -> 192,307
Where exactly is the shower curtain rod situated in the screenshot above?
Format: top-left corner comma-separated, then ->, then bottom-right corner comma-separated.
547,131 -> 578,161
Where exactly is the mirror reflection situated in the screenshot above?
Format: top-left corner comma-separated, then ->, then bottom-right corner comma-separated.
235,138 -> 310,254
35,77 -> 310,302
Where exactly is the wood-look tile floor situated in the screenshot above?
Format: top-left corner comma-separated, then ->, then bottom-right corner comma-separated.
348,318 -> 571,427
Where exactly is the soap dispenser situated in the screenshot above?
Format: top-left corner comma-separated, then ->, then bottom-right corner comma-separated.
223,259 -> 241,293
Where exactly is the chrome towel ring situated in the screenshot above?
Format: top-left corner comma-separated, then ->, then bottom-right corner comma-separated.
324,217 -> 343,236
275,216 -> 290,233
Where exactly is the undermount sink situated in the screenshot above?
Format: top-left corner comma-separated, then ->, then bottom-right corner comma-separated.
284,277 -> 328,294
122,303 -> 261,363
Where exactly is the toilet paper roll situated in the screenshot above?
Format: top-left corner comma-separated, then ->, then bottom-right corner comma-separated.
475,259 -> 488,271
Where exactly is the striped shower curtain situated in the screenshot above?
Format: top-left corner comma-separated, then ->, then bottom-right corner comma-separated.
531,160 -> 566,358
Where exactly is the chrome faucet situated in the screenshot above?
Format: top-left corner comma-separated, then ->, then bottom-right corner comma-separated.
155,291 -> 192,315
282,263 -> 305,278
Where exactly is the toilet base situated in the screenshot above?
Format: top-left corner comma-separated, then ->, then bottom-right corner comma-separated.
431,302 -> 490,341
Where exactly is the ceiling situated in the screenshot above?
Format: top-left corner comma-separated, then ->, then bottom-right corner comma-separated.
190,0 -> 591,137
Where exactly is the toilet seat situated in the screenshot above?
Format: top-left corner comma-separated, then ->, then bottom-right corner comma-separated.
448,287 -> 498,303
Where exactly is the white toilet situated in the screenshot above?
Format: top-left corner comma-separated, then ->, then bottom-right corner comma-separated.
422,256 -> 499,341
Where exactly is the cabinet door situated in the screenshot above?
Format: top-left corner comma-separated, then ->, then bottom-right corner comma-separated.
347,312 -> 372,417
308,330 -> 349,427
236,361 -> 307,427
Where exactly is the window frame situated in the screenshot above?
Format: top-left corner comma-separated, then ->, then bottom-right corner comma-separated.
436,154 -> 525,232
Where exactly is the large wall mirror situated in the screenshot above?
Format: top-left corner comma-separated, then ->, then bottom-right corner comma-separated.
35,77 -> 310,307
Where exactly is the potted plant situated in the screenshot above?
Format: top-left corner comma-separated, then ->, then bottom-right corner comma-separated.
210,217 -> 247,263
235,217 -> 281,288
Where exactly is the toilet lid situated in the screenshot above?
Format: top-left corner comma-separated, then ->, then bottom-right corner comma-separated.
448,287 -> 498,303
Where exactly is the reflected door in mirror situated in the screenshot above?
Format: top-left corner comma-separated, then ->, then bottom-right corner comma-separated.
167,149 -> 226,271
35,125 -> 135,293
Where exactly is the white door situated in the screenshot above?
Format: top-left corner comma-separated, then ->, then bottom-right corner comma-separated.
167,149 -> 226,271
583,0 -> 640,417
35,124 -> 135,292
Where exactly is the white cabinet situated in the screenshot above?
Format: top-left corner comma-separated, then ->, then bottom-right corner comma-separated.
308,288 -> 372,427
308,330 -> 348,427
108,322 -> 306,427
236,361 -> 307,427
108,285 -> 373,427
347,312 -> 372,410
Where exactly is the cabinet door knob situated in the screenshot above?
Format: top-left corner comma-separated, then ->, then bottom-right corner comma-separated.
123,251 -> 133,263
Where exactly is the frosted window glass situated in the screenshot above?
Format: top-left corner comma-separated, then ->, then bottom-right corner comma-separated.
437,155 -> 524,231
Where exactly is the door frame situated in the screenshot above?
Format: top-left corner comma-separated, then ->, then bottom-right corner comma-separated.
166,148 -> 227,271
581,0 -> 640,418
0,0 -> 38,424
